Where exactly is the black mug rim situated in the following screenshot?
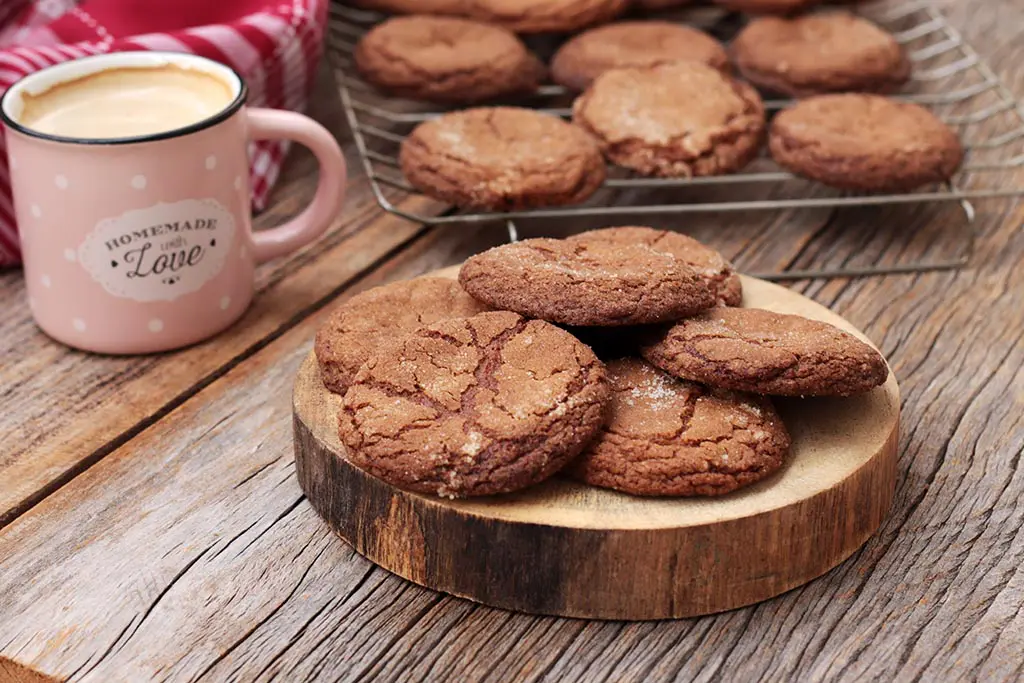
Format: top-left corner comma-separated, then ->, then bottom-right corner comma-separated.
0,51 -> 248,146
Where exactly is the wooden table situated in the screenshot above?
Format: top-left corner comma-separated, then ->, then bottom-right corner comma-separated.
2,2 -> 1023,679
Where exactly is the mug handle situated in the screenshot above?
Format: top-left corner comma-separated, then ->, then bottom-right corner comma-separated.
245,108 -> 347,264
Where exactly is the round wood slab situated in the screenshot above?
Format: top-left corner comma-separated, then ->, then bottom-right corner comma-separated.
294,267 -> 900,620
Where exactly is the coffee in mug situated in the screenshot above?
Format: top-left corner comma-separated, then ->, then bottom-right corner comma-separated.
1,52 -> 347,354
19,64 -> 235,140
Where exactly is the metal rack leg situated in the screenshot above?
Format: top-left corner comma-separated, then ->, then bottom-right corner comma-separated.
506,220 -> 520,243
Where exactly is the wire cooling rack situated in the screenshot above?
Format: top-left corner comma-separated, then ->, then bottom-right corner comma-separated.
325,0 -> 1024,279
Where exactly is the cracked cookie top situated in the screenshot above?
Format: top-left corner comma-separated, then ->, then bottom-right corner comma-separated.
641,307 -> 889,396
315,277 -> 490,395
354,16 -> 544,104
566,227 -> 743,306
552,21 -> 729,92
572,61 -> 765,177
730,13 -> 910,98
568,358 -> 789,496
459,237 -> 718,326
400,106 -> 606,210
338,311 -> 610,498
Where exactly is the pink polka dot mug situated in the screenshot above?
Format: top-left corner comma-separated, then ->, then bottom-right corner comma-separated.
1,51 -> 347,354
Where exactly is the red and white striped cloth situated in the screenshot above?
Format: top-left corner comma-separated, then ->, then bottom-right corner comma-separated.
0,0 -> 329,266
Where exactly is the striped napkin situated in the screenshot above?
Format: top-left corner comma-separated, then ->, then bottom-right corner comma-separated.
0,0 -> 329,266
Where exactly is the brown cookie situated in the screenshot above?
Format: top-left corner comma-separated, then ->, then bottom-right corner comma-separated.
730,13 -> 910,97
468,0 -> 629,33
400,107 -> 606,210
338,311 -> 610,498
769,94 -> 964,192
712,0 -> 821,15
314,277 -> 489,395
460,238 -> 718,326
349,0 -> 467,14
551,21 -> 728,91
573,62 -> 766,177
354,16 -> 544,104
566,226 -> 742,306
568,358 -> 789,496
641,307 -> 889,396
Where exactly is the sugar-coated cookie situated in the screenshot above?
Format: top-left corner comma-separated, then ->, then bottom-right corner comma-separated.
552,21 -> 728,91
355,16 -> 544,103
566,227 -> 742,306
460,238 -> 718,326
338,311 -> 610,498
401,107 -> 606,210
573,62 -> 765,178
568,358 -> 790,496
315,277 -> 490,395
642,307 -> 889,396
730,13 -> 910,97
769,94 -> 963,192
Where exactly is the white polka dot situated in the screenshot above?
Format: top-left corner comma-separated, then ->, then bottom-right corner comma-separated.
148,318 -> 164,333
10,155 -> 17,170
72,318 -> 86,332
205,155 -> 217,170
30,204 -> 41,218
131,175 -> 147,190
41,274 -> 51,288
220,296 -> 231,310
55,175 -> 68,189
234,175 -> 242,191
63,248 -> 76,262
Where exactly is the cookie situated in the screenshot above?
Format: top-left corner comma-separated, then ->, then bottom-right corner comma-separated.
468,0 -> 629,33
314,277 -> 489,395
769,94 -> 963,192
641,307 -> 889,396
712,0 -> 820,15
338,311 -> 610,498
551,21 -> 728,91
568,358 -> 789,496
566,227 -> 742,306
400,107 -> 606,210
730,13 -> 910,97
573,62 -> 765,177
349,0 -> 467,14
461,238 -> 718,326
354,16 -> 544,103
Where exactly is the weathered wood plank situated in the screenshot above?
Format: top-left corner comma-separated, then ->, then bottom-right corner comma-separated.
0,65 -> 441,525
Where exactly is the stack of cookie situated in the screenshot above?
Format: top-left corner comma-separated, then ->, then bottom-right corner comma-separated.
315,227 -> 889,500
350,1 -> 964,206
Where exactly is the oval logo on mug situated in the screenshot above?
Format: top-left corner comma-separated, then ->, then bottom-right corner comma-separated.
78,198 -> 236,302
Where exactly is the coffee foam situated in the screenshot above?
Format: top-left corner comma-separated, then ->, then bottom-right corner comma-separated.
18,64 -> 235,140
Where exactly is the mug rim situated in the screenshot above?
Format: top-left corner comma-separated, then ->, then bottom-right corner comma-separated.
0,50 -> 249,146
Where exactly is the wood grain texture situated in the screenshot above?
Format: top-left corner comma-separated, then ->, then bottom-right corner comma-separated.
0,0 -> 1022,679
294,273 -> 900,619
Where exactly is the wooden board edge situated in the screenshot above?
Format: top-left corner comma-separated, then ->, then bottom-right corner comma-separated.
294,399 -> 899,620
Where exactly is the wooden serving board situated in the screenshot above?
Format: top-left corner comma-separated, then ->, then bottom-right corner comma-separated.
293,266 -> 900,621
